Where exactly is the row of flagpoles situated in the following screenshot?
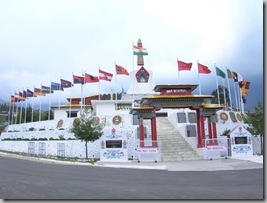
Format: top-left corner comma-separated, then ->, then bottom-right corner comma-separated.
8,42 -> 149,125
8,42 -> 250,125
177,59 -> 251,113
9,64 -> 130,125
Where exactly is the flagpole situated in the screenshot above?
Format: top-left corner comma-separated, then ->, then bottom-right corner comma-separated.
11,99 -> 14,124
114,62 -> 118,110
32,86 -> 34,122
24,88 -> 27,123
132,42 -> 135,102
98,68 -> 101,101
235,82 -> 240,112
11,94 -> 14,124
197,61 -> 201,94
83,70 -> 86,113
19,89 -> 23,124
222,77 -> 227,107
80,70 -> 84,114
59,76 -> 61,113
14,96 -> 18,124
177,58 -> 180,84
232,80 -> 238,111
214,64 -> 220,105
226,67 -> 233,110
39,84 -> 42,122
70,73 -> 74,117
239,84 -> 244,113
8,96 -> 11,125
48,81 -> 51,120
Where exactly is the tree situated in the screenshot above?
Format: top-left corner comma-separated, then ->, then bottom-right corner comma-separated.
244,100 -> 263,155
210,85 -> 230,106
70,109 -> 104,159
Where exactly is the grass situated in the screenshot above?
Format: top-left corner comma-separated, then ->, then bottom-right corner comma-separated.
0,150 -> 99,164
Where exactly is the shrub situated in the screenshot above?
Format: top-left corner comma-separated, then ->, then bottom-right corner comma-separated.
29,127 -> 35,131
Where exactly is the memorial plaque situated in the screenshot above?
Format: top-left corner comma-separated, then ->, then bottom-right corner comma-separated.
186,125 -> 197,137
229,112 -> 237,123
188,112 -> 197,123
234,136 -> 247,144
106,140 -> 122,148
177,112 -> 187,123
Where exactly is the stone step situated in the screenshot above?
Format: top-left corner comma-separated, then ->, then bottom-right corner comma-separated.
156,117 -> 201,161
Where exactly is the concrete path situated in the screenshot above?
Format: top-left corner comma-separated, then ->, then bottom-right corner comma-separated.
0,152 -> 263,171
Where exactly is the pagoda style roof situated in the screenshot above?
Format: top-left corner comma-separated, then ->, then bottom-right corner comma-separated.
153,84 -> 199,92
51,104 -> 90,109
202,103 -> 224,109
66,94 -> 99,102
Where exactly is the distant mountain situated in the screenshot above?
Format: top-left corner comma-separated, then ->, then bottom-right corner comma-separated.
0,99 -> 7,104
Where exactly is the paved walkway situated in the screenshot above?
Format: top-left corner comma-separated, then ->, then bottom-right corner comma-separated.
96,156 -> 263,171
0,152 -> 263,171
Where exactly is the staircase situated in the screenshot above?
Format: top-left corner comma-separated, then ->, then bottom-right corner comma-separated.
155,117 -> 202,161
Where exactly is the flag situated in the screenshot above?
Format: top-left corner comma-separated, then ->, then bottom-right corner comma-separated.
34,88 -> 46,96
99,69 -> 113,81
215,66 -> 226,78
177,60 -> 192,71
198,63 -> 211,74
84,73 -> 99,83
73,74 -> 85,84
51,82 -> 61,92
232,71 -> 238,82
27,89 -> 34,97
115,64 -> 129,75
61,79 -> 73,89
226,68 -> 233,79
18,92 -> 25,101
23,90 -> 27,99
133,45 -> 148,56
237,73 -> 243,82
240,80 -> 250,96
11,95 -> 18,103
41,85 -> 51,93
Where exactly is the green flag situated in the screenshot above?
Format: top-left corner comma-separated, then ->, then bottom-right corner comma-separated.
226,68 -> 233,79
215,66 -> 226,78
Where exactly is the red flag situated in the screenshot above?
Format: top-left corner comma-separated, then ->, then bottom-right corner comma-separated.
61,79 -> 73,88
99,69 -> 113,81
73,74 -> 85,84
85,73 -> 99,83
115,64 -> 129,75
177,60 -> 192,71
198,63 -> 211,74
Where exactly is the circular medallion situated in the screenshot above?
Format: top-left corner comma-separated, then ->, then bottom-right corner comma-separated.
57,119 -> 64,128
219,112 -> 229,121
236,113 -> 243,121
92,116 -> 100,126
112,115 -> 122,125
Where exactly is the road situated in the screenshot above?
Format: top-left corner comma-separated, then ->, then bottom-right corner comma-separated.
0,156 -> 263,199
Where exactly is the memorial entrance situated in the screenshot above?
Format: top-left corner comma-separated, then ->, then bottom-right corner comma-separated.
130,84 -> 223,161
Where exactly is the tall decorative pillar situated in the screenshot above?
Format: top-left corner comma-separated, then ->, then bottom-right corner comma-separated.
139,116 -> 145,147
196,109 -> 202,148
151,116 -> 158,147
200,114 -> 206,147
137,39 -> 144,66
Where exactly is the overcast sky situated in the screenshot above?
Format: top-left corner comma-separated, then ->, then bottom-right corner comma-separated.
0,0 -> 263,111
